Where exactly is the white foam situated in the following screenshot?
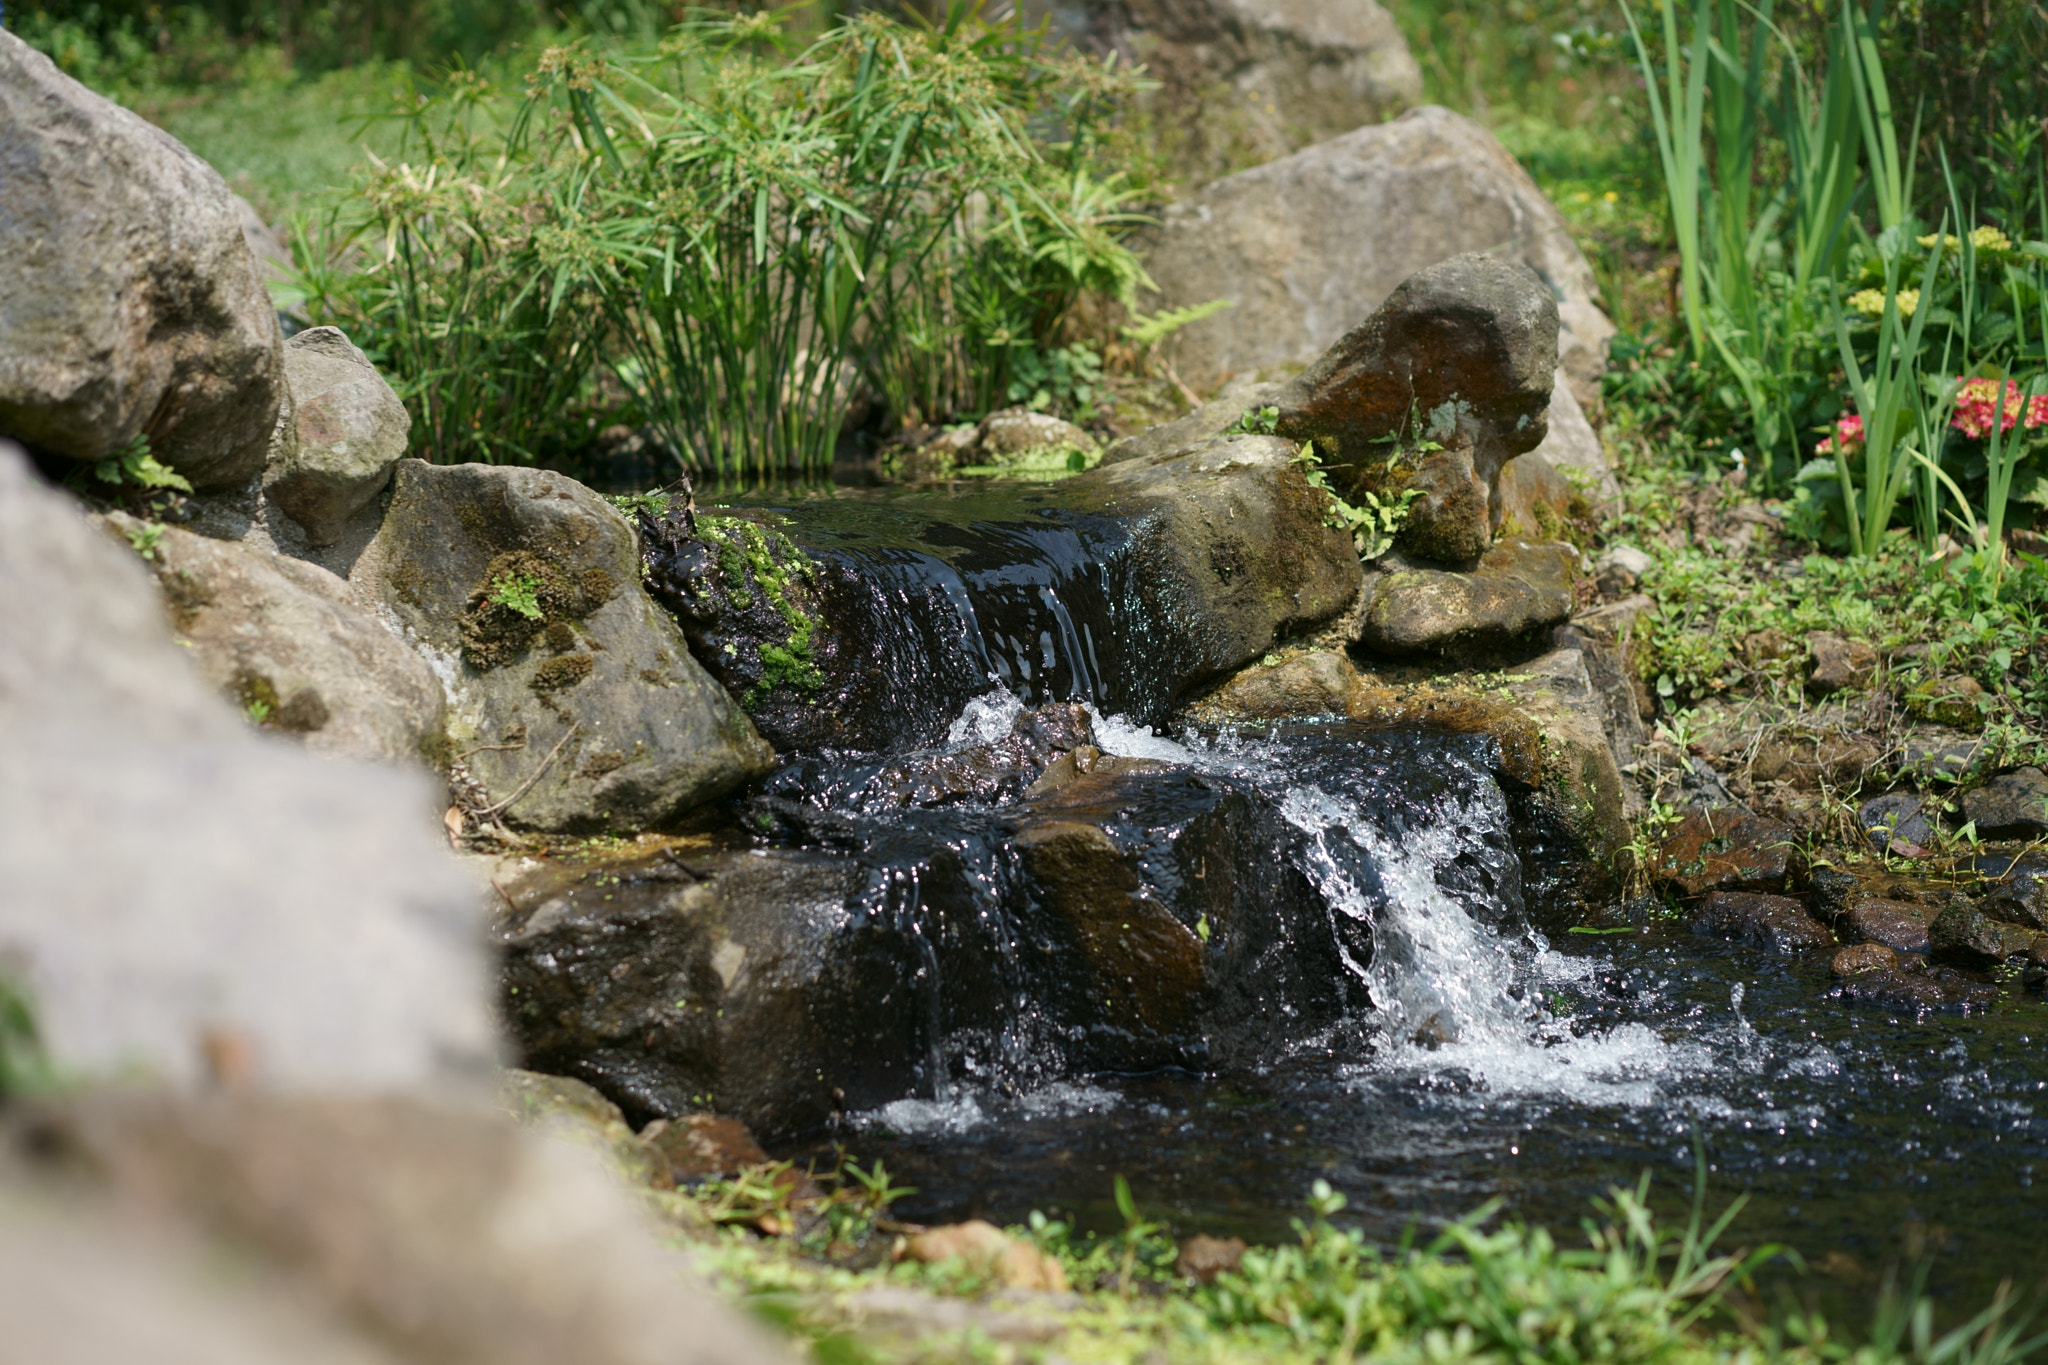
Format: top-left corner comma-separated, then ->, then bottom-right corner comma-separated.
859,1080 -> 1122,1137
946,686 -> 1026,748
1084,705 -> 1199,763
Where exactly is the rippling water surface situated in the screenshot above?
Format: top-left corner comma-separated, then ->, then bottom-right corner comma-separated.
786,703 -> 2048,1323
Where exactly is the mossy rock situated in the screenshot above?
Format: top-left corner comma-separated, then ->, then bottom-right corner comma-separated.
351,461 -> 773,833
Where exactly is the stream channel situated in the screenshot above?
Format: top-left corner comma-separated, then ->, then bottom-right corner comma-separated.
619,475 -> 2048,1322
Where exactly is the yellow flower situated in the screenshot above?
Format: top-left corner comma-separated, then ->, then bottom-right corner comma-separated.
1603,190 -> 1618,203
1916,232 -> 1961,251
1970,224 -> 2012,253
1848,288 -> 1917,318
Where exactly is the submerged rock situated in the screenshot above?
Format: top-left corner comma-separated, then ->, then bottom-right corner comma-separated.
263,327 -> 411,546
1831,942 -> 1897,976
1270,253 -> 1559,565
1691,891 -> 1835,954
496,723 -> 1517,1137
106,514 -> 446,767
352,461 -> 773,831
0,33 -> 283,488
642,434 -> 1361,753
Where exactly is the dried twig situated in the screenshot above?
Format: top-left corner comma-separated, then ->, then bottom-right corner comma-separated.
476,724 -> 580,819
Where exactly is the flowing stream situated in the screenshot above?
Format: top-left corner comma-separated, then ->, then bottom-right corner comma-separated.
633,481 -> 2048,1323
777,692 -> 2048,1323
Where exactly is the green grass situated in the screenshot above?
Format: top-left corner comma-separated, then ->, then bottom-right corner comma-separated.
660,1160 -> 2044,1365
138,64 -> 412,220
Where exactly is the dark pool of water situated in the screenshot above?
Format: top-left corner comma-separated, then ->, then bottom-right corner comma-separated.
788,926 -> 2048,1325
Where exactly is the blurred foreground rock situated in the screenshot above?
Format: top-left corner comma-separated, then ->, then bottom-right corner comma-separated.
0,435 -> 786,1363
0,440 -> 489,1087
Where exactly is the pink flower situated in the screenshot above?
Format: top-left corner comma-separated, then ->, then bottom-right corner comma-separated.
1817,412 -> 1864,456
1951,378 -> 2048,440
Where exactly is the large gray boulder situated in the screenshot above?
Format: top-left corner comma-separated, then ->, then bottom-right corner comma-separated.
105,514 -> 447,767
1271,253 -> 1559,565
1137,106 -> 1614,409
0,32 -> 284,488
351,461 -> 774,832
0,440 -> 491,1090
265,327 -> 412,546
1020,0 -> 1421,182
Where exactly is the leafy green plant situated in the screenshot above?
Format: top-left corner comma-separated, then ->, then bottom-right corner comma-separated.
491,8 -> 1151,475
0,972 -> 53,1100
121,521 -> 167,560
1005,342 -> 1104,418
488,570 -> 545,622
70,434 -> 194,495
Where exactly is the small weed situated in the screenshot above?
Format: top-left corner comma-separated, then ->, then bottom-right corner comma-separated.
0,972 -> 53,1100
489,571 -> 545,622
122,521 -> 166,560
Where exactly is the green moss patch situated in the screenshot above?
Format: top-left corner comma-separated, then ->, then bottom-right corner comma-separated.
460,551 -> 614,671
697,516 -> 825,706
531,653 -> 595,692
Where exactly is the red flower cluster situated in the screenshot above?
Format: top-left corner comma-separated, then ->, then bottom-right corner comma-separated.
1951,378 -> 2048,441
1815,413 -> 1864,456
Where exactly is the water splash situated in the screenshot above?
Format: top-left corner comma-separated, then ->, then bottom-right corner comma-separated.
946,685 -> 1027,748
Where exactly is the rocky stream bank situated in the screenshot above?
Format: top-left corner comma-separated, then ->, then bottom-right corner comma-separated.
6,18 -> 2048,1360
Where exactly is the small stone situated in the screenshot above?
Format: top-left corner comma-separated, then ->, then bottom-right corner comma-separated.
1905,674 -> 1987,729
642,1113 -> 770,1183
1831,943 -> 1897,976
1358,539 -> 1577,659
1981,860 -> 2048,930
1650,808 -> 1801,897
1272,253 -> 1558,565
1176,1234 -> 1248,1284
1740,627 -> 1795,667
1962,768 -> 2048,839
1808,867 -> 1863,924
1898,732 -> 1981,783
977,408 -> 1095,459
264,327 -> 411,546
1805,633 -> 1878,694
902,1221 -> 1069,1292
1593,545 -> 1653,596
1835,965 -> 1995,1015
1857,792 -> 1934,852
1928,898 -> 2017,968
1691,891 -> 1835,953
1754,733 -> 1877,791
1200,650 -> 1358,719
1842,896 -> 1935,954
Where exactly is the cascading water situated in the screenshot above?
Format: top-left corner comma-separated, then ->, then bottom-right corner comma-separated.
620,477 -> 2048,1318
